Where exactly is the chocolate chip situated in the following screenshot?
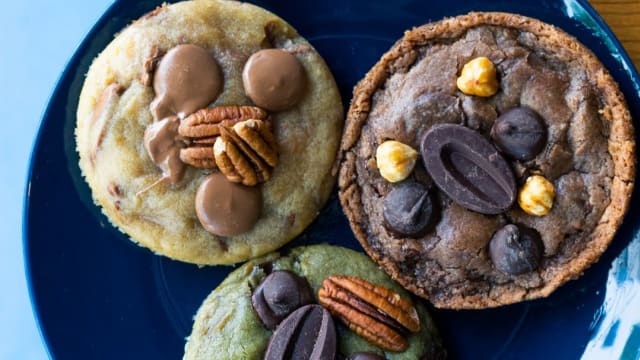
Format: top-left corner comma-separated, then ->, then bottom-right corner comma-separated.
242,49 -> 306,111
346,352 -> 386,360
489,224 -> 543,275
383,181 -> 434,237
150,44 -> 222,120
490,107 -> 546,161
251,270 -> 314,329
421,123 -> 516,214
264,304 -> 336,360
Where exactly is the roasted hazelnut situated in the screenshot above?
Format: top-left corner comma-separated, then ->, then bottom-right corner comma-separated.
456,57 -> 499,97
518,175 -> 555,216
375,140 -> 418,183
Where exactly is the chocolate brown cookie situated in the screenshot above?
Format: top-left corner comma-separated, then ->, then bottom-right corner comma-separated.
338,12 -> 635,309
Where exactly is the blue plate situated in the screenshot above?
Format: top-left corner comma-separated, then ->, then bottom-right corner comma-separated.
24,0 -> 640,359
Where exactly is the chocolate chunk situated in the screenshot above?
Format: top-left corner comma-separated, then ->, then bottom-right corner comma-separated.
489,224 -> 543,275
150,44 -> 222,120
346,352 -> 386,360
421,124 -> 516,214
491,107 -> 547,161
143,116 -> 185,184
242,49 -> 306,111
383,181 -> 434,237
264,304 -> 336,360
251,270 -> 314,329
194,173 -> 262,236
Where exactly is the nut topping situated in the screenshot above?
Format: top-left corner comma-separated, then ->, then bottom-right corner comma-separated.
214,119 -> 278,186
177,106 -> 271,170
518,174 -> 555,216
318,275 -> 420,352
375,140 -> 418,183
179,146 -> 216,169
233,119 -> 278,167
178,105 -> 269,144
456,56 -> 499,97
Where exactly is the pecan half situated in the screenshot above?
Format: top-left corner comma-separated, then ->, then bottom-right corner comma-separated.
177,105 -> 270,169
214,119 -> 278,186
318,275 -> 420,352
179,146 -> 215,168
233,119 -> 278,167
179,105 -> 269,143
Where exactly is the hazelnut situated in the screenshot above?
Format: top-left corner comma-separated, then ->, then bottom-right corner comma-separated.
518,175 -> 555,216
456,57 -> 499,97
375,140 -> 418,182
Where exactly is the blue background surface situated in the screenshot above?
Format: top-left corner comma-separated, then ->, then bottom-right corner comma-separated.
0,1 -> 111,358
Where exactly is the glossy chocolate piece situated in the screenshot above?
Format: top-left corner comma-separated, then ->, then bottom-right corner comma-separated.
421,124 -> 516,214
242,49 -> 306,111
489,224 -> 543,275
251,270 -> 314,330
194,173 -> 262,236
150,44 -> 222,120
143,116 -> 185,184
491,107 -> 547,161
382,181 -> 434,237
264,304 -> 336,360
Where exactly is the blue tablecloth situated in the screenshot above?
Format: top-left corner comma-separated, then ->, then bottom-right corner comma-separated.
0,0 -> 111,358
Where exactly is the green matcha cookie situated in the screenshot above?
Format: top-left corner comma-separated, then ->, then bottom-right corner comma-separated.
183,245 -> 445,359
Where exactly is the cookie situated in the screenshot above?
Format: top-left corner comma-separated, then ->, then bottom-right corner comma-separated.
338,12 -> 635,309
183,245 -> 445,359
75,0 -> 343,265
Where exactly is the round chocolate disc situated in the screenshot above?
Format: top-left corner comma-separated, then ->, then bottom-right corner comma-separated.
195,173 -> 262,236
150,44 -> 222,120
242,49 -> 306,111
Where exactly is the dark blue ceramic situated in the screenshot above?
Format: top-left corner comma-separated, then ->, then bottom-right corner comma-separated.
24,0 -> 640,359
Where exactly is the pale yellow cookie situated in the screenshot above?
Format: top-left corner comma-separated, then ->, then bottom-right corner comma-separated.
76,0 -> 343,265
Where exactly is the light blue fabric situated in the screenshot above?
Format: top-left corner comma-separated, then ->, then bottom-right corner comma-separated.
0,0 -> 111,358
583,235 -> 640,360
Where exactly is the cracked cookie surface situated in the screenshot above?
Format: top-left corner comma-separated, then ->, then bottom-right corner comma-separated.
75,0 -> 343,265
338,12 -> 635,309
